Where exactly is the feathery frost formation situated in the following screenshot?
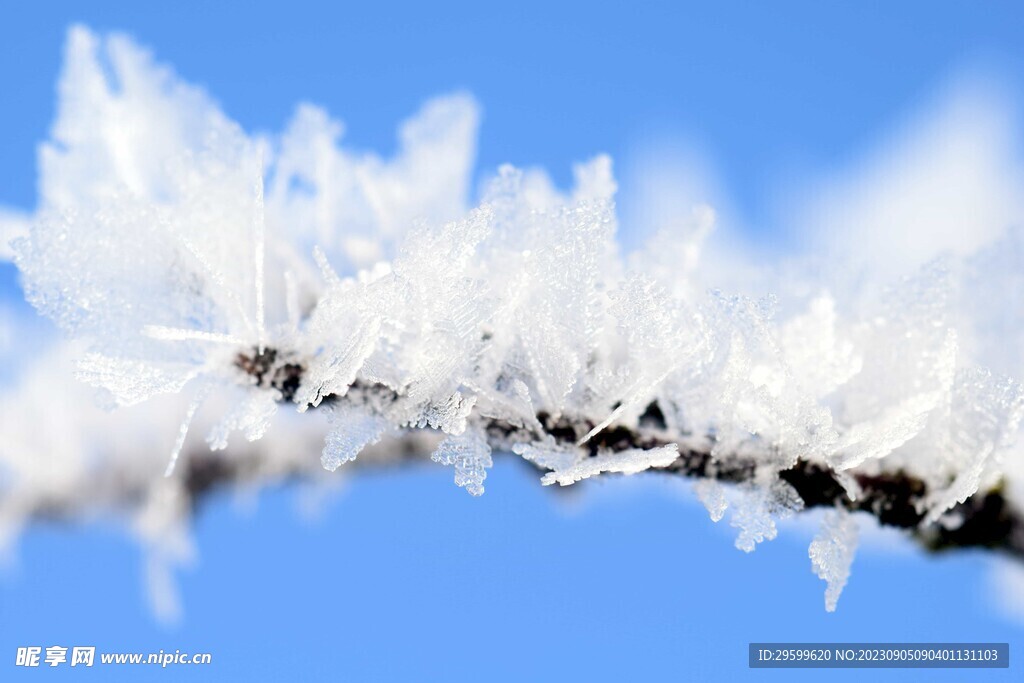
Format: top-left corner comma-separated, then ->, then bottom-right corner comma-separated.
4,27 -> 1024,613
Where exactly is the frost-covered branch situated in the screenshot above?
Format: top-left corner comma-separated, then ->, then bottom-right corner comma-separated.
218,348 -> 1024,561
4,27 -> 1024,615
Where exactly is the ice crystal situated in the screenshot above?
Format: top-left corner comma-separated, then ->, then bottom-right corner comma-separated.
322,405 -> 390,471
206,388 -> 279,451
730,479 -> 804,553
694,480 -> 728,522
809,508 -> 859,612
431,429 -> 493,496
536,444 -> 680,487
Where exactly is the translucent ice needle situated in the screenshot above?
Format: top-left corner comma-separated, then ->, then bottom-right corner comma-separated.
164,383 -> 212,477
143,325 -> 245,345
253,151 -> 266,354
312,245 -> 341,287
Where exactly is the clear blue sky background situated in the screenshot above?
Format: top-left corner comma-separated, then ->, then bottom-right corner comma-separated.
2,2 -> 1024,680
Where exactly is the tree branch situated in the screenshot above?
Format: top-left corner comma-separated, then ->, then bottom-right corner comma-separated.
222,346 -> 1024,561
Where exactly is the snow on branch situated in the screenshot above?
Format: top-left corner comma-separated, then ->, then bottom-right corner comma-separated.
3,26 -> 1024,615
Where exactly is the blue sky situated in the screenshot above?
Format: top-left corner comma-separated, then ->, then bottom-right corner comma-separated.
2,2 -> 1024,680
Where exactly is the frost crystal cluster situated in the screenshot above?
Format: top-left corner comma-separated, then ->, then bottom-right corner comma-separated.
3,27 -> 1024,615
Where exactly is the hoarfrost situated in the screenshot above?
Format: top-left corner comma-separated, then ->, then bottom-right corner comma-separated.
3,26 -> 1024,615
321,405 -> 390,471
206,389 -> 279,451
809,508 -> 859,612
538,444 -> 680,487
431,429 -> 493,496
76,353 -> 197,408
512,439 -> 579,475
694,480 -> 728,522
730,479 -> 804,553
